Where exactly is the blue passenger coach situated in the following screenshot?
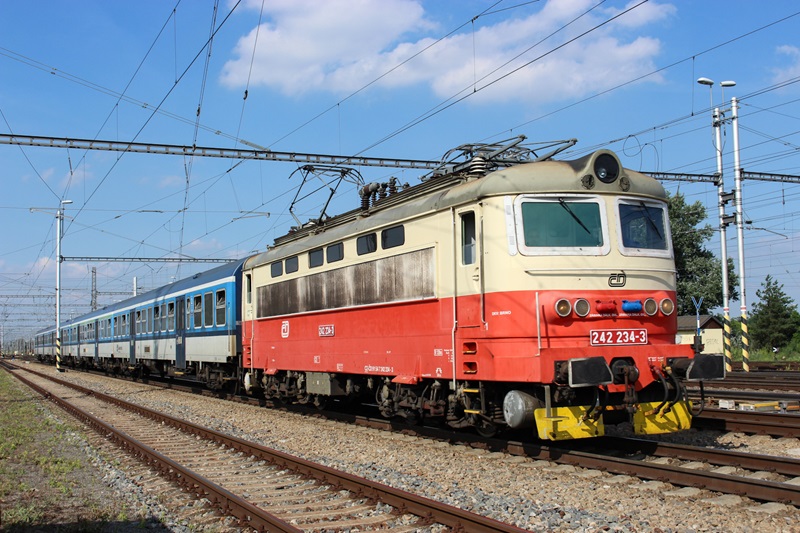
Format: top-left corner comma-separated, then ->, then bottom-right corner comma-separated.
35,260 -> 245,389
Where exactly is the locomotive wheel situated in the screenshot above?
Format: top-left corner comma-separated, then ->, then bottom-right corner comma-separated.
399,409 -> 421,425
475,418 -> 498,438
313,395 -> 328,410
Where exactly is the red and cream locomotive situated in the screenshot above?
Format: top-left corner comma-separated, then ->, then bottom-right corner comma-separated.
240,140 -> 725,440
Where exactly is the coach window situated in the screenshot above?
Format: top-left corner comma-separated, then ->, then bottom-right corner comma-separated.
121,315 -> 128,337
194,295 -> 202,328
148,306 -> 153,333
204,292 -> 214,327
309,248 -> 324,268
285,255 -> 299,274
153,305 -> 161,332
271,261 -> 282,278
381,225 -> 404,249
167,302 -> 175,331
327,242 -> 344,263
185,297 -> 192,328
135,311 -> 142,334
216,290 -> 226,326
357,233 -> 377,255
461,212 -> 476,265
113,316 -> 118,338
160,304 -> 167,332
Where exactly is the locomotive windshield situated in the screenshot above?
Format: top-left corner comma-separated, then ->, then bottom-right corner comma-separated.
519,198 -> 604,248
618,201 -> 668,251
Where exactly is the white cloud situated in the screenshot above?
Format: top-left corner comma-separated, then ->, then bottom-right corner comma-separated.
157,174 -> 185,189
221,0 -> 432,93
220,0 -> 673,104
183,237 -> 223,253
772,45 -> 800,84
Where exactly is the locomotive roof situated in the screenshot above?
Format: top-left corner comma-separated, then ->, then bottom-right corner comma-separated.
245,150 -> 666,270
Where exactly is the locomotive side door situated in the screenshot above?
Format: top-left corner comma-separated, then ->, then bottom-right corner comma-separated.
455,206 -> 484,328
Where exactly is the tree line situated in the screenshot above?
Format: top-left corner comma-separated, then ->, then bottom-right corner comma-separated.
669,192 -> 800,355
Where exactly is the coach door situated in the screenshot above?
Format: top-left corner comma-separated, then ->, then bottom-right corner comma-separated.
129,310 -> 136,365
455,207 -> 484,328
94,320 -> 99,364
176,298 -> 186,369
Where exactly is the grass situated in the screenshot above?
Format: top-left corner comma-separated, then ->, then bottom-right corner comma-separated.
0,368 -> 153,530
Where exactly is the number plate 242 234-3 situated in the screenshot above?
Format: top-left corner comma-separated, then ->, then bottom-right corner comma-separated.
589,328 -> 647,346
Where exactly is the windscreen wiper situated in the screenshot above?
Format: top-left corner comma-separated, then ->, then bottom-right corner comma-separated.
638,201 -> 663,240
558,198 -> 591,235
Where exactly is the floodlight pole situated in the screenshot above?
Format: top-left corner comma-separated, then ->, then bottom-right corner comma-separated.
731,97 -> 750,371
713,106 -> 733,370
698,77 -> 735,370
55,199 -> 72,372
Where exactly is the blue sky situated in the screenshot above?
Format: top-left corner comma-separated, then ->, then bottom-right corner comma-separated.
2,0 -> 800,342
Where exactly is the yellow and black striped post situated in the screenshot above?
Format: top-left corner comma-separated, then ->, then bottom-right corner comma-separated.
56,336 -> 64,372
740,313 -> 750,372
722,312 -> 732,373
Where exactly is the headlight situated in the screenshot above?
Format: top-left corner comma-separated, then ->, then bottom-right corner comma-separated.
660,298 -> 675,315
644,298 -> 658,316
574,299 -> 590,317
555,298 -> 572,317
595,154 -> 620,183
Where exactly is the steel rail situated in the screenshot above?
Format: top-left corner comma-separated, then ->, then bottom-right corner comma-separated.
20,361 -> 800,507
6,363 -> 529,533
502,439 -> 800,506
2,363 -> 301,532
599,436 -> 800,477
692,408 -> 800,438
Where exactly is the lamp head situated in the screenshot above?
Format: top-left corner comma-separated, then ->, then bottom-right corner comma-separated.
720,80 -> 736,87
697,77 -> 714,86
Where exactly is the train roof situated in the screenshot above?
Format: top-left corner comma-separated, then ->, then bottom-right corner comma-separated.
37,258 -> 246,334
245,150 -> 666,270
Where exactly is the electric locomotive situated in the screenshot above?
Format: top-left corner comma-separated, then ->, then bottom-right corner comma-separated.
33,140 -> 725,441
240,143 -> 725,440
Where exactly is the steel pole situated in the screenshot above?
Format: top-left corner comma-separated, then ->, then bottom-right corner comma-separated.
731,97 -> 749,371
55,206 -> 63,372
714,108 -> 732,370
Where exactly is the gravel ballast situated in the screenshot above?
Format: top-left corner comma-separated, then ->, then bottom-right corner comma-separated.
14,366 -> 800,532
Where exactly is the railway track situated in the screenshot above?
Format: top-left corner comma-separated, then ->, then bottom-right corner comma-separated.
693,408 -> 800,438
1,361 -> 527,533
10,361 -> 800,510
700,371 -> 800,393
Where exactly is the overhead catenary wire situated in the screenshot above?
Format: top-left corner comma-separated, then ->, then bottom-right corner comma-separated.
4,2 -> 800,336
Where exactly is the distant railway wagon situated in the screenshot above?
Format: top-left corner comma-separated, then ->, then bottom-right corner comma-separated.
35,260 -> 244,389
35,143 -> 724,440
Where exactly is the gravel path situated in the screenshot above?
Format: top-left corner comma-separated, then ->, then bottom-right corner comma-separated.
23,366 -> 800,532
